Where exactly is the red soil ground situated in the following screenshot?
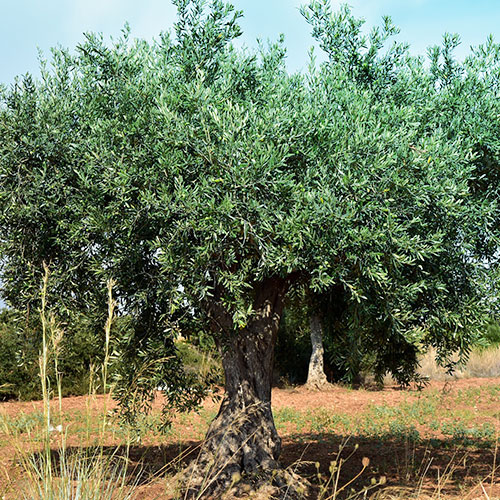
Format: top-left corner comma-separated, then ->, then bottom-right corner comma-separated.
1,378 -> 499,499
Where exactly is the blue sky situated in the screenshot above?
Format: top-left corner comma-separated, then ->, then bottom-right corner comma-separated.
1,0 -> 499,85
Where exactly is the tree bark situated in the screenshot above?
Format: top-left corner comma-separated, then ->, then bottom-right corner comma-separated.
305,313 -> 330,390
182,277 -> 308,499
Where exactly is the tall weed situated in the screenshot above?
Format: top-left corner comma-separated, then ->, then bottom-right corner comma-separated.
2,267 -> 142,500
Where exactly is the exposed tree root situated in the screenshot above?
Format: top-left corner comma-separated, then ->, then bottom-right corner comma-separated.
179,399 -> 309,499
181,461 -> 309,499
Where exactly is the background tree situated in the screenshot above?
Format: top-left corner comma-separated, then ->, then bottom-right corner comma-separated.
1,0 -> 500,497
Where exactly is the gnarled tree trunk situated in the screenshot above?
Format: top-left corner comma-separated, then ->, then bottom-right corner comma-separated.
183,277 -> 308,499
305,313 -> 330,390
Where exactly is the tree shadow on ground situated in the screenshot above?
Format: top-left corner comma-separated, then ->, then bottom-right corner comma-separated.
34,439 -> 203,485
281,432 -> 499,498
30,433 -> 499,499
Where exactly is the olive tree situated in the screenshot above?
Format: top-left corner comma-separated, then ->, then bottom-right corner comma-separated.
1,0 -> 499,497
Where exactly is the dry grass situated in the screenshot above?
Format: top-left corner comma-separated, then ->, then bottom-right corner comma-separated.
417,346 -> 500,381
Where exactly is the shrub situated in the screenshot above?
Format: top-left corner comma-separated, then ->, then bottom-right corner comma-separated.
482,320 -> 500,347
0,309 -> 33,400
0,308 -> 105,400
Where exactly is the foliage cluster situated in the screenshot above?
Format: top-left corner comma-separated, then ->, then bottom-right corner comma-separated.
0,0 -> 499,414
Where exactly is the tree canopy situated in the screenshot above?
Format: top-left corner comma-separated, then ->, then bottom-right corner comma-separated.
1,0 -> 500,496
